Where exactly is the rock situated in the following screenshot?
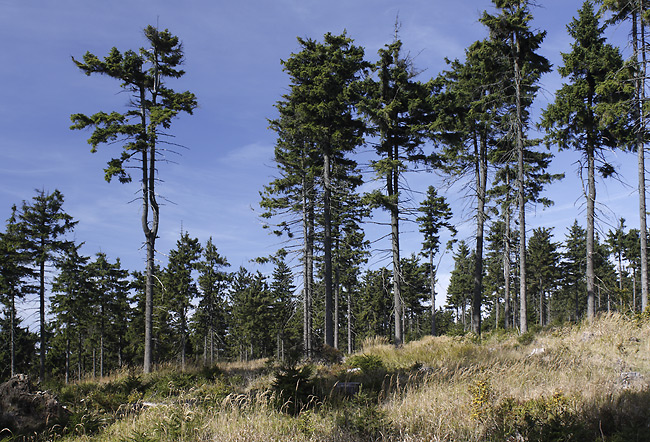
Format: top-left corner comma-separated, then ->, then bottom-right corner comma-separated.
529,347 -> 545,356
0,374 -> 71,436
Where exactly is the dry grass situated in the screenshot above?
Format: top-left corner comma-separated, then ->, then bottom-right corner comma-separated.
58,313 -> 650,442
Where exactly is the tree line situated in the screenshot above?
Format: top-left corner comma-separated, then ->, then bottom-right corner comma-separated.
2,0 -> 650,380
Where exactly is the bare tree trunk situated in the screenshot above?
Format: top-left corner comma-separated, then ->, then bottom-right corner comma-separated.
472,131 -> 487,335
39,257 -> 46,382
586,145 -> 596,321
635,4 -> 649,311
334,246 -> 340,349
10,294 -> 15,378
347,284 -> 353,352
504,171 -> 512,329
430,251 -> 437,336
514,33 -> 528,334
324,151 -> 334,347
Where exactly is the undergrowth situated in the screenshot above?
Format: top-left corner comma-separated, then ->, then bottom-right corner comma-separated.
15,313 -> 650,442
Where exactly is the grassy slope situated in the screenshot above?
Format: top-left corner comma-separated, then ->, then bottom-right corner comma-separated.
40,314 -> 650,442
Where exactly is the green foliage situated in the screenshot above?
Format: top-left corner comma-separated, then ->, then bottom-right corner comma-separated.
346,354 -> 385,375
271,364 -> 317,415
334,392 -> 389,440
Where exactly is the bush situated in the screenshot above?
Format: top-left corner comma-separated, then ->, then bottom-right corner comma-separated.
271,364 -> 318,415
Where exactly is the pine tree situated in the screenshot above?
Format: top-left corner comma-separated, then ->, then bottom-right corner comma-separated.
446,241 -> 474,330
601,0 -> 650,312
433,37 -> 506,335
51,244 -> 90,382
540,0 -> 632,321
269,253 -> 296,361
527,227 -> 561,326
71,26 -> 197,372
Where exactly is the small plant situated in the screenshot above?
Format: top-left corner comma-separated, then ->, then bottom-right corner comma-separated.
346,354 -> 385,374
271,364 -> 318,415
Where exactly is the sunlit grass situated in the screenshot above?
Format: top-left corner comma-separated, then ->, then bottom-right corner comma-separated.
53,313 -> 650,441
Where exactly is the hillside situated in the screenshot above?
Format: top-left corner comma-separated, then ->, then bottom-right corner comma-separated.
10,313 -> 650,442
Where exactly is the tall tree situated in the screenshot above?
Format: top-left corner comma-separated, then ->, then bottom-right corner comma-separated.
481,0 -> 552,333
527,227 -> 561,326
275,32 -> 366,348
601,0 -> 650,312
195,237 -> 230,364
16,189 -> 77,381
416,186 -> 455,336
446,241 -> 475,329
0,207 -> 35,379
163,231 -> 201,370
71,26 -> 197,373
361,38 -> 433,345
51,244 -> 91,383
433,37 -> 506,335
540,1 -> 631,321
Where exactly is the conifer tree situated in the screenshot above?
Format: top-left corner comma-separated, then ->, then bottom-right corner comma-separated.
71,26 -> 197,372
195,237 -> 230,364
601,0 -> 650,311
16,189 -> 77,381
163,231 -> 201,369
540,1 -> 632,321
361,38 -> 433,345
416,186 -> 455,336
446,241 -> 474,329
267,32 -> 366,349
527,227 -> 561,326
0,207 -> 35,379
433,38 -> 505,335
481,0 -> 551,333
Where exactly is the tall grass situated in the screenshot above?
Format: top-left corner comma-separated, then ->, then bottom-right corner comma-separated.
54,313 -> 649,441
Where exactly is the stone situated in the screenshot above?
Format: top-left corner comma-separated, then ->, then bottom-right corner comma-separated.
0,374 -> 70,436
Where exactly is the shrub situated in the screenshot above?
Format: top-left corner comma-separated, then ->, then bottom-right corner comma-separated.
271,364 -> 318,415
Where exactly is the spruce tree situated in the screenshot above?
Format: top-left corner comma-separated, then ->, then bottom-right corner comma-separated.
163,231 -> 201,369
361,38 -> 433,345
16,189 -> 77,381
71,26 -> 197,372
269,32 -> 366,349
0,207 -> 35,379
416,186 -> 455,336
195,237 -> 230,364
540,1 -> 632,321
481,0 -> 551,333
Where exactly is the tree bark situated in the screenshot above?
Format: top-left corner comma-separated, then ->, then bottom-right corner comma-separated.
514,34 -> 528,334
324,150 -> 334,348
472,131 -> 487,335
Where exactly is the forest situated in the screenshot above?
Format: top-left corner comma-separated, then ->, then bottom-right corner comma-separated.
1,0 -> 650,387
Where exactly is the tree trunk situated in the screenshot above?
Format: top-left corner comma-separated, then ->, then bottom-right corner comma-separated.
430,251 -> 437,336
472,131 -> 487,335
334,241 -> 340,349
39,257 -> 46,382
389,145 -> 403,346
10,294 -> 15,378
586,144 -> 596,320
347,284 -> 353,352
504,171 -> 512,329
514,34 -> 528,334
634,4 -> 649,312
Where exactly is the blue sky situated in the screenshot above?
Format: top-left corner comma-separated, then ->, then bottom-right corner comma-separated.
0,0 -> 641,324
